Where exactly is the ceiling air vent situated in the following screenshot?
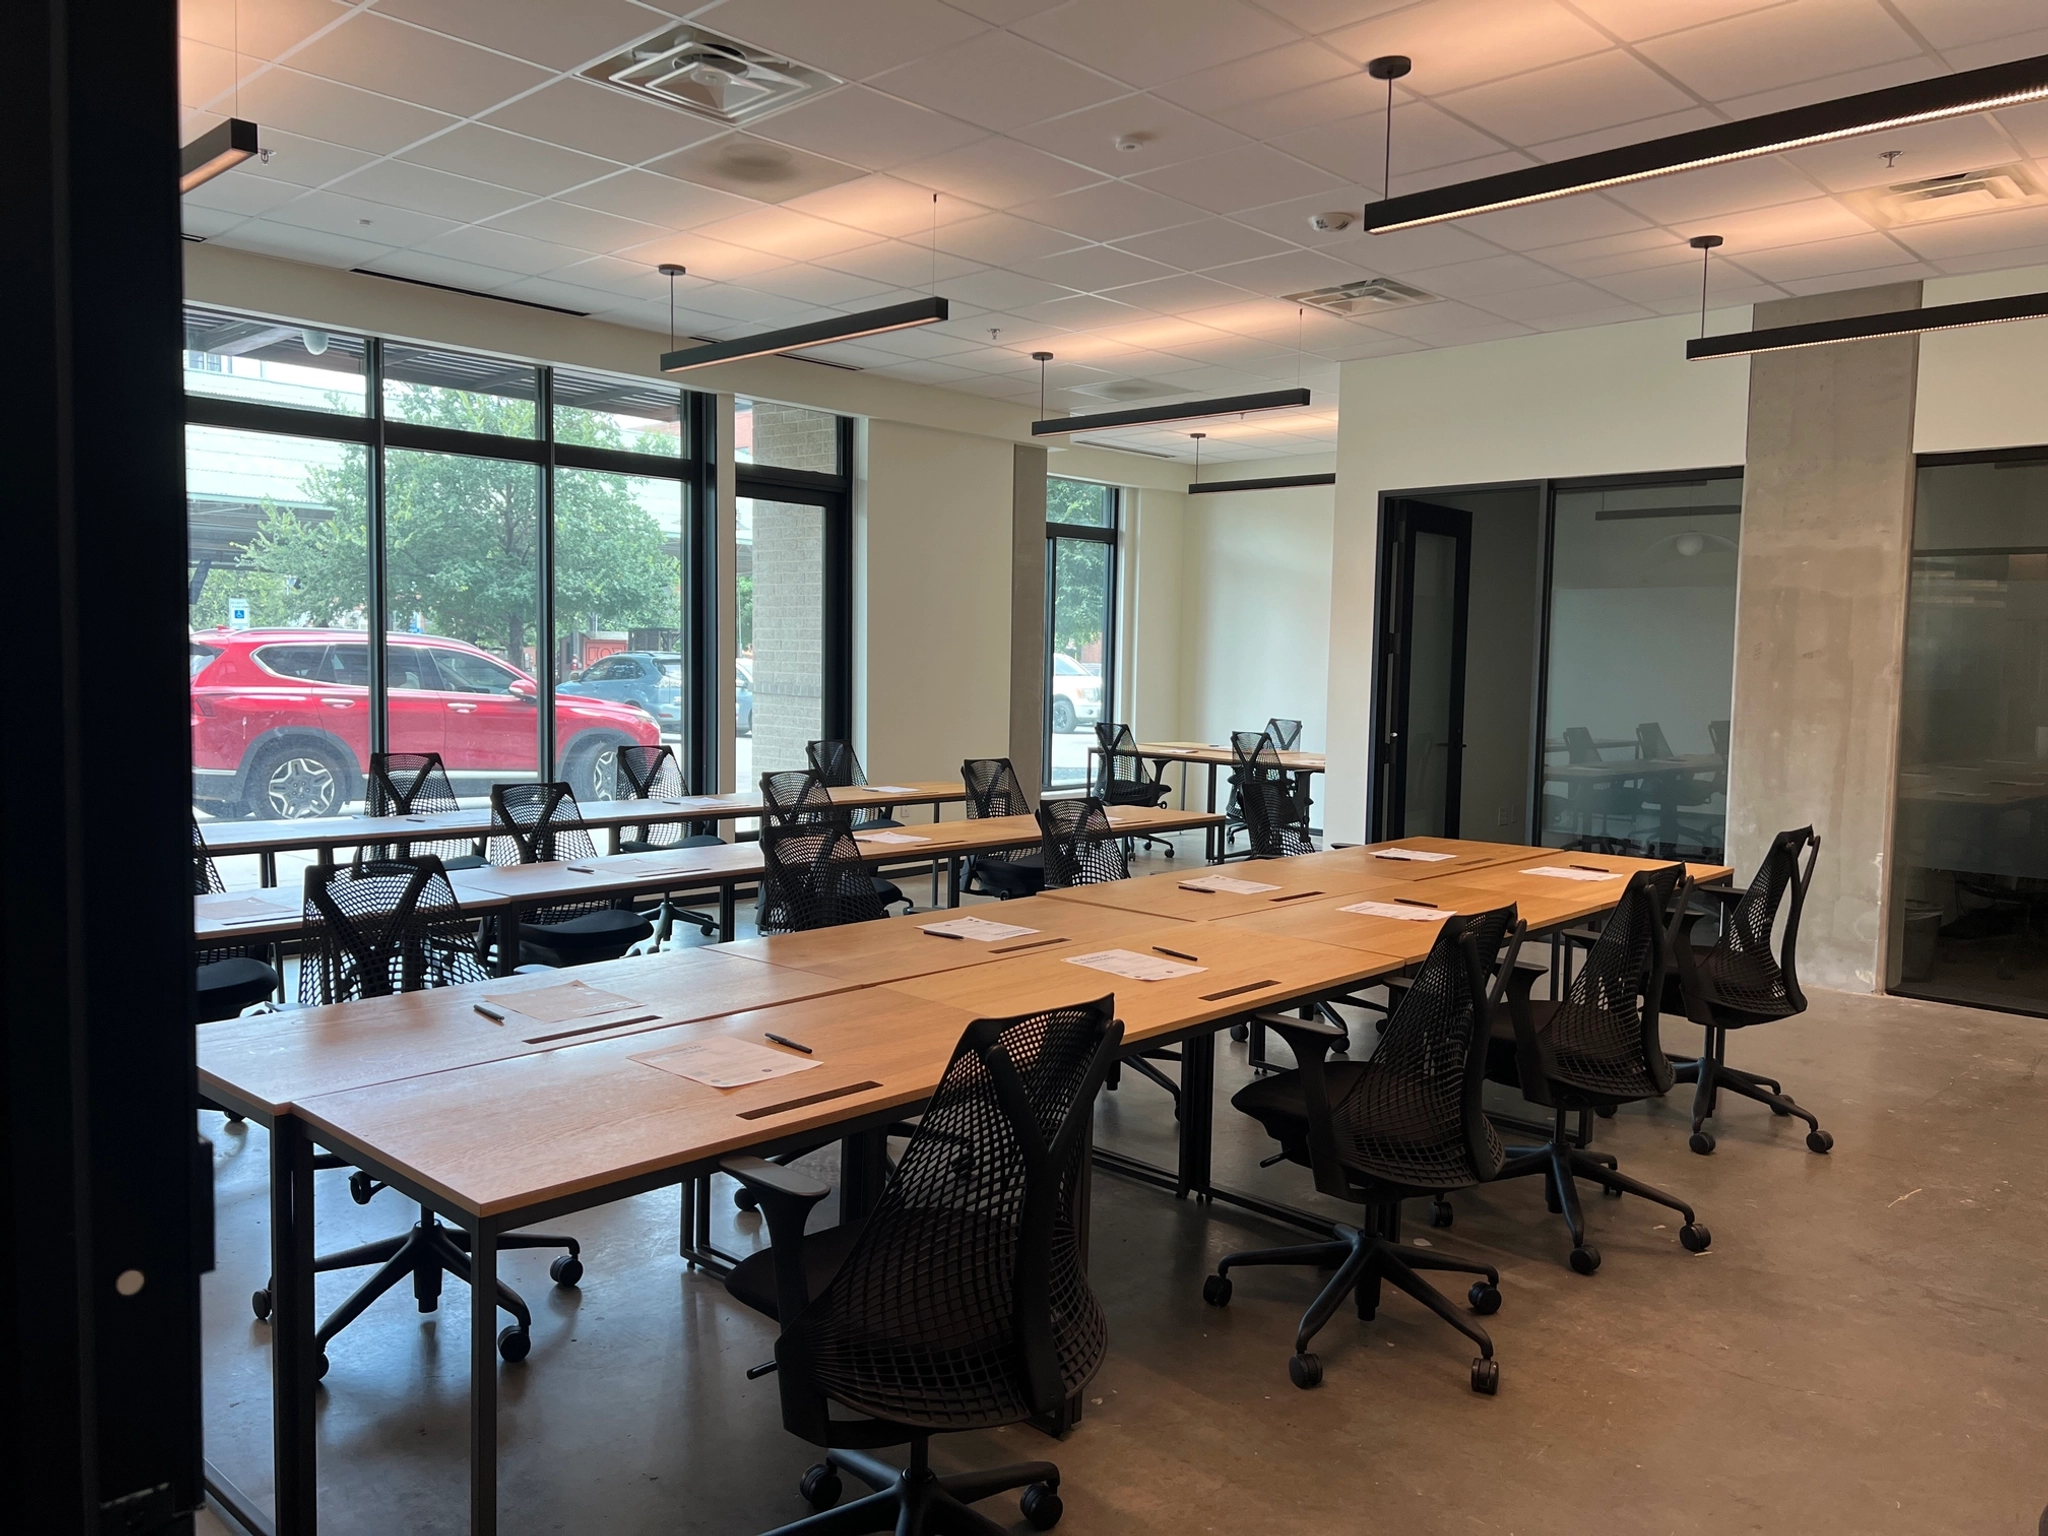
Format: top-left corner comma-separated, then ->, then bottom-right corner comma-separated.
1848,163 -> 2048,227
1282,276 -> 1437,315
583,24 -> 841,127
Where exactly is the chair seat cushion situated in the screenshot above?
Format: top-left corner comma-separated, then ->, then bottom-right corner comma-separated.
1230,1059 -> 1372,1167
971,853 -> 1044,899
620,833 -> 725,855
520,908 -> 653,950
196,956 -> 281,1022
724,1220 -> 865,1322
874,877 -> 909,909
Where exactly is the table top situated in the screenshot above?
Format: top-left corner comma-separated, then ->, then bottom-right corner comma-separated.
1130,741 -> 1325,772
1543,755 -> 1723,785
1895,765 -> 2048,807
1038,854 -> 1402,920
1320,837 -> 1549,882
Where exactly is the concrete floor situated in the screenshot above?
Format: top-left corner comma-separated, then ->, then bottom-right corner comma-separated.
197,846 -> 2048,1534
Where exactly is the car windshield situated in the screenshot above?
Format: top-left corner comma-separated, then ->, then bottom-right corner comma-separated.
1054,655 -> 1081,675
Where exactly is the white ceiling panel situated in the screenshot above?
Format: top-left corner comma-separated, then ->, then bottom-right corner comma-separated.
399,124 -> 621,197
287,13 -> 554,119
784,175 -> 991,237
1014,292 -> 1147,329
1438,50 -> 1700,146
1013,180 -> 1208,241
1887,0 -> 2048,49
1150,39 -> 1360,117
181,0 -> 345,61
932,211 -> 1086,264
221,220 -> 398,270
236,68 -> 457,156
1013,0 -> 1297,90
1413,251 -> 1583,298
870,30 -> 1125,132
1200,247 -> 1375,298
649,134 -> 869,202
1322,0 -> 1613,94
1715,56 -> 1943,119
559,169 -> 759,230
263,188 -> 460,248
812,239 -> 983,286
1453,195 -> 1653,252
1129,144 -> 1347,214
1012,94 -> 1250,175
183,166 -> 317,218
490,273 -> 637,313
1636,0 -> 1923,103
484,80 -> 726,165
748,87 -> 988,171
695,206 -> 884,260
330,158 -> 532,223
1103,272 -> 1265,311
1606,158 -> 1842,225
1777,116 -> 2021,193
1566,0 -> 1796,44
1212,69 -> 1390,142
741,263 -> 902,305
702,0 -> 990,80
610,230 -> 797,281
184,205 -> 245,240
1735,230 -> 1924,282
940,267 -> 1081,310
900,138 -> 1105,205
414,223 -> 594,275
1470,280 -> 1653,322
1113,217 -> 1297,270
1014,243 -> 1175,291
367,0 -> 668,72
485,199 -> 670,254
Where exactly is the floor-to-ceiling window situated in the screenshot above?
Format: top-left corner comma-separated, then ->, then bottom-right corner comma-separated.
1045,478 -> 1117,789
1891,451 -> 2048,1016
183,308 -> 704,822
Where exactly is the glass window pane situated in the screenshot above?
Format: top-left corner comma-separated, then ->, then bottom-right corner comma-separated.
1541,474 -> 1741,861
736,496 -> 823,790
1046,537 -> 1111,787
1048,476 -> 1112,527
1892,458 -> 2048,1012
553,371 -> 686,457
183,307 -> 367,414
553,467 -> 683,796
384,448 -> 542,791
383,345 -> 538,438
735,398 -> 839,474
187,424 -> 370,829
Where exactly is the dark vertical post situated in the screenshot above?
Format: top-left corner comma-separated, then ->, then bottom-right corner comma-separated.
366,338 -> 389,762
684,391 -> 719,797
536,368 -> 557,781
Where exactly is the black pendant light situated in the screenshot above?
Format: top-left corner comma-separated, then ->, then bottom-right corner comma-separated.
1688,288 -> 2048,360
182,118 -> 259,193
1031,388 -> 1310,437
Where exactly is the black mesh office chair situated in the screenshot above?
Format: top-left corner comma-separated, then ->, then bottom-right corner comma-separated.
1550,726 -> 1643,855
249,856 -> 581,1373
1487,865 -> 1710,1273
808,739 -> 902,830
1631,722 -> 1718,857
1663,826 -> 1830,1156
1037,797 -> 1128,888
614,744 -> 723,942
961,758 -> 1044,899
488,782 -> 652,967
722,1000 -> 1122,1535
757,821 -> 889,934
1233,731 -> 1315,857
764,769 -> 910,916
191,816 -> 282,1022
1204,909 -> 1520,1394
1266,717 -> 1303,752
360,751 -> 487,870
1092,723 -> 1174,858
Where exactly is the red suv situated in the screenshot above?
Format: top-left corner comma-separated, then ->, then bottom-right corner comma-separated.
191,629 -> 662,818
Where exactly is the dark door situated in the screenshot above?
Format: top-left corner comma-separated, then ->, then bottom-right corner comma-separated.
1374,500 -> 1473,840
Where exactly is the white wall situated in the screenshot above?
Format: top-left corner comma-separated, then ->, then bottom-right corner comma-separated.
1916,261 -> 2048,453
1119,488 -> 1184,744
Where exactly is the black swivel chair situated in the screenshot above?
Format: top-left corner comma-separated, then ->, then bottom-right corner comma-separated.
1205,908 -> 1520,1394
757,821 -> 889,934
961,758 -> 1044,899
1266,718 -> 1317,827
1662,826 -> 1832,1156
808,739 -> 903,830
1486,864 -> 1711,1273
487,782 -> 653,967
1550,726 -> 1643,855
250,857 -> 581,1371
1632,722 -> 1718,858
192,816 -> 282,1022
763,769 -> 910,916
1092,723 -> 1174,858
1233,731 -> 1316,857
721,1000 -> 1122,1535
1036,797 -> 1128,888
614,743 -> 723,943
360,751 -> 487,870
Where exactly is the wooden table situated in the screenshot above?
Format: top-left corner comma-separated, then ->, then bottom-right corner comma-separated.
1542,755 -> 1725,849
1100,741 -> 1326,854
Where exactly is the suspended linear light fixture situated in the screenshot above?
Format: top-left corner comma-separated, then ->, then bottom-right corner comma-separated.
1362,51 -> 2048,234
1030,388 -> 1310,437
660,297 -> 948,371
1687,288 -> 2048,360
182,117 -> 259,193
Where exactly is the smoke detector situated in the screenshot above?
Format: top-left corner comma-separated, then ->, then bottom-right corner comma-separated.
1308,210 -> 1356,232
583,24 -> 841,126
1846,163 -> 2048,228
1282,276 -> 1437,315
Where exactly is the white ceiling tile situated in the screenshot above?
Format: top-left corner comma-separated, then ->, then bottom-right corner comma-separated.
693,206 -> 882,260
813,239 -> 983,285
1212,70 -> 1390,141
1773,262 -> 1941,295
1734,231 -> 1926,281
1276,102 -> 1506,188
486,200 -> 671,254
1519,301 -> 1663,330
1152,40 -> 1360,117
648,133 -> 868,203
263,187 -> 461,248
1352,300 -> 1535,342
933,211 -> 1086,264
1682,197 -> 1877,248
1996,102 -> 2048,159
1923,239 -> 2048,274
747,86 -> 988,171
1013,181 -> 1210,241
549,254 -> 676,299
415,224 -> 593,275
1321,0 -> 1613,94
1013,244 -> 1177,291
1437,51 -> 1699,146
1013,0 -> 1297,90
236,68 -> 458,156
1337,220 -> 1510,272
784,174 -> 990,236
1015,292 -> 1148,328
1130,144 -> 1346,214
869,31 -> 1125,133
1540,233 -> 1703,279
1710,56 -> 1943,117
940,267 -> 1081,310
1523,107 -> 1727,164
701,0 -> 989,79
356,247 -> 540,292
285,12 -> 554,118
1605,157 -> 1837,224
1596,265 -> 1785,307
219,220 -> 397,270
838,323 -> 990,358
1453,195 -> 1653,252
679,284 -> 821,323
1566,0 -> 1794,42
1013,94 -> 1250,175
1103,271 -> 1262,309
400,124 -> 622,197
368,0 -> 668,71
182,0 -> 345,59
899,138 -> 1105,205
559,169 -> 760,229
183,205 -> 245,239
1113,217 -> 1298,269
1779,116 -> 2019,194
330,159 -> 532,222
611,229 -> 797,280
865,357 -> 986,385
489,274 -> 630,313
739,263 -> 901,305
180,36 -> 238,110
1468,280 -> 1653,322
1200,248 -> 1373,298
1888,0 -> 2048,48
1389,150 -> 1538,200
1410,251 -> 1576,298
486,80 -> 727,165
943,0 -> 1067,21
1889,202 -> 2048,257
182,166 -> 312,218
1636,0 -> 1923,102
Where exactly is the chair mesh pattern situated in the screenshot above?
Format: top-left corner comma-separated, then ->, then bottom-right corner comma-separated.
809,741 -> 891,829
1232,731 -> 1315,857
1695,828 -> 1814,1019
1265,717 -> 1303,752
1091,724 -> 1169,810
615,744 -> 687,849
762,769 -> 837,826
1538,866 -> 1679,1101
488,782 -> 617,927
963,758 -> 1037,880
786,1003 -> 1113,1431
361,752 -> 480,866
192,815 -> 225,895
299,857 -> 488,1005
757,822 -> 886,933
1037,798 -> 1128,888
1330,909 -> 1511,1191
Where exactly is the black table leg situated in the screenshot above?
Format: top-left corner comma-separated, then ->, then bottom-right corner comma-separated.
1177,1030 -> 1215,1199
945,856 -> 960,907
470,1225 -> 498,1535
838,1129 -> 890,1222
718,884 -> 736,943
270,1114 -> 317,1535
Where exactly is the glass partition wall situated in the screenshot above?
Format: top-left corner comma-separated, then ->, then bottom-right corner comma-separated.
1891,453 -> 2048,1015
1045,478 -> 1117,789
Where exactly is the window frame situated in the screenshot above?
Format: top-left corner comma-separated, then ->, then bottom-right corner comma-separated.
1042,478 -> 1120,790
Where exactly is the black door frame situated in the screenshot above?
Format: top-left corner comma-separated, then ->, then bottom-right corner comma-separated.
1372,498 -> 1474,840
1043,491 -> 1120,788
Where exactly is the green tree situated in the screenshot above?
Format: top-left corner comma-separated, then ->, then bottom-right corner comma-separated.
1050,538 -> 1108,658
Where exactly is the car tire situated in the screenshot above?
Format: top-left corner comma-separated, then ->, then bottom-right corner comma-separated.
242,739 -> 349,820
563,736 -> 627,802
1051,697 -> 1075,735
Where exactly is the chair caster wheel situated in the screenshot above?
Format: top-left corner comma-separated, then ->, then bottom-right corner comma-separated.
1430,1198 -> 1454,1229
348,1170 -> 378,1205
1471,1356 -> 1499,1395
315,1352 -> 330,1381
1020,1482 -> 1064,1530
1688,1130 -> 1716,1155
1806,1128 -> 1833,1154
1330,1034 -> 1349,1054
1468,1281 -> 1501,1315
700,926 -> 716,939
549,1254 -> 583,1287
1229,1023 -> 1249,1042
734,1185 -> 760,1212
1595,1104 -> 1616,1119
1680,1223 -> 1711,1253
1569,1245 -> 1601,1276
1202,1274 -> 1232,1307
251,1288 -> 272,1322
1288,1352 -> 1322,1390
497,1326 -> 530,1363
799,1464 -> 842,1511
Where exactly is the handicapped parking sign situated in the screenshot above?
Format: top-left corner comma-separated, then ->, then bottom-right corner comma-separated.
228,598 -> 251,631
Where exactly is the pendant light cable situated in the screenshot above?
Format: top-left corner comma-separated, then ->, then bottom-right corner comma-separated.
1033,351 -> 1053,418
1368,56 -> 1412,203
1690,235 -> 1723,340
1191,432 -> 1204,484
659,263 -> 687,349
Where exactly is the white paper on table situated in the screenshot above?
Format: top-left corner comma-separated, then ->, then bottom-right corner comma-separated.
920,916 -> 1039,942
481,980 -> 640,1024
1177,874 -> 1280,895
1371,848 -> 1456,862
865,785 -> 918,794
632,1036 -> 821,1090
198,895 -> 296,923
1064,948 -> 1205,982
1520,865 -> 1623,882
1340,900 -> 1453,922
856,831 -> 930,845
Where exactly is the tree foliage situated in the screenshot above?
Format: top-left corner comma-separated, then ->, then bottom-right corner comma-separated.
1046,478 -> 1112,659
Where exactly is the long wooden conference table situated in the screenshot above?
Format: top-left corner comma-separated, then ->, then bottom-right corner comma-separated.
197,836 -> 1728,1536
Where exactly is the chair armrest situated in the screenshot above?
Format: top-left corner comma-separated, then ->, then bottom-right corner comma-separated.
721,1155 -> 832,1323
1249,1011 -> 1351,1201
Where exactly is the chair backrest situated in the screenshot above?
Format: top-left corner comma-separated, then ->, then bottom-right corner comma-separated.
806,740 -> 866,789
963,758 -> 1032,821
362,751 -> 478,864
191,815 -> 225,895
1037,797 -> 1129,888
1562,726 -> 1601,764
1531,865 -> 1684,1100
488,781 -> 598,867
1707,719 -> 1730,758
756,822 -> 885,933
1265,717 -> 1303,752
299,855 -> 488,1005
1230,731 -> 1308,856
1323,906 -> 1517,1194
1636,722 -> 1675,761
777,1000 -> 1123,1437
761,768 -> 836,825
615,743 -> 683,801
1683,826 -> 1820,1020
1091,723 -> 1154,804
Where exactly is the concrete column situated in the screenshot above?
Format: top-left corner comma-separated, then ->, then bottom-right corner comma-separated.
1010,444 -> 1048,798
1726,282 -> 1921,991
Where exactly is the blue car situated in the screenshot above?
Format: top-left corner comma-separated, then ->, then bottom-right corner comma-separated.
559,651 -> 682,739
736,661 -> 754,737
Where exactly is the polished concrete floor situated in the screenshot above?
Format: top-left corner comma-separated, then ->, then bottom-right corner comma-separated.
198,849 -> 2048,1534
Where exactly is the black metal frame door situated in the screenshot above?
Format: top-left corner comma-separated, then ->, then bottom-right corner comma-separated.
1372,499 -> 1473,840
1043,511 -> 1118,789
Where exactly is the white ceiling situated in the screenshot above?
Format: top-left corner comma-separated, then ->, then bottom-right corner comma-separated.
181,0 -> 2048,461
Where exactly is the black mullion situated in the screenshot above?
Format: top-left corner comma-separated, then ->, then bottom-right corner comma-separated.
538,367 -> 558,782
382,417 -> 545,464
685,391 -> 718,795
738,462 -> 848,496
1529,479 -> 1557,847
824,486 -> 852,742
367,338 -> 389,763
183,393 -> 374,444
553,440 -> 693,479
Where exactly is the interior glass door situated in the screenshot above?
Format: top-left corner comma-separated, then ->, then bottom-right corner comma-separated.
1375,500 -> 1472,839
